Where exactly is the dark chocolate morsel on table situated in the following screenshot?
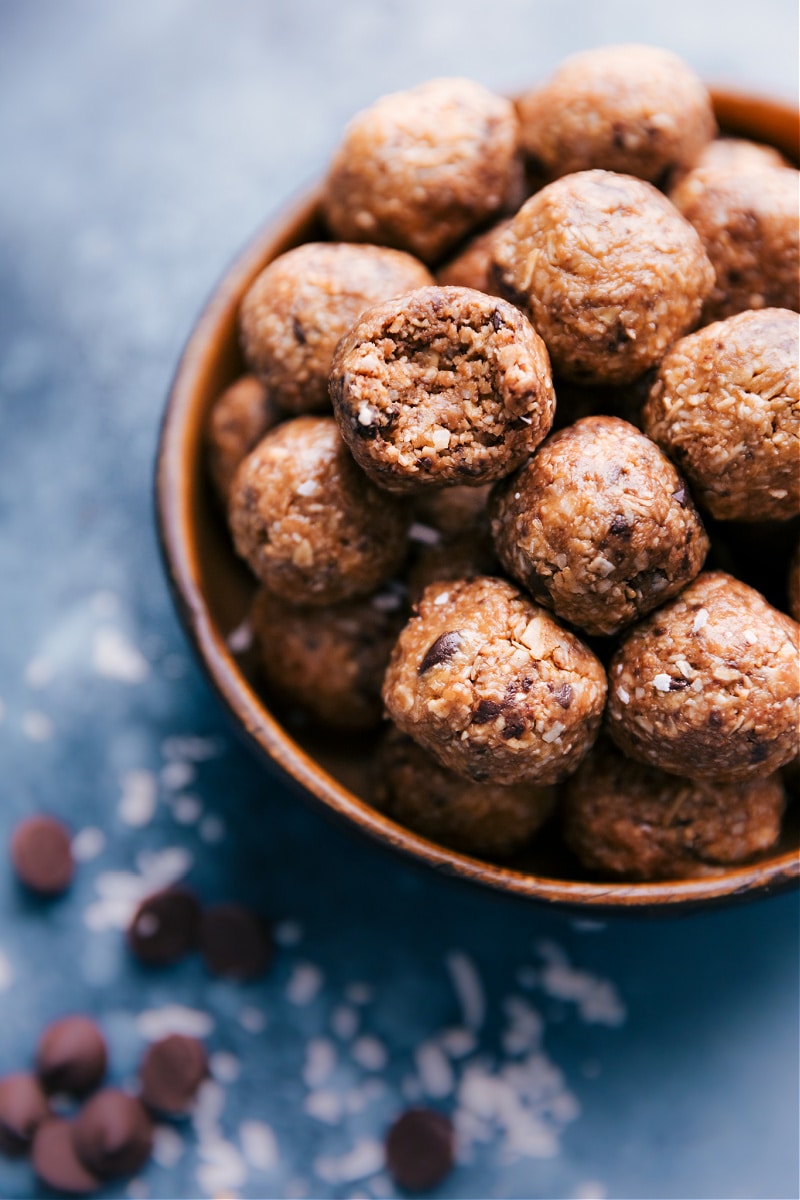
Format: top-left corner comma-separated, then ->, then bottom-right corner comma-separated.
10,814 -> 73,896
72,1089 -> 153,1179
36,1016 -> 108,1097
385,1107 -> 455,1191
199,903 -> 273,980
0,1072 -> 50,1157
31,1118 -> 100,1195
126,886 -> 202,966
138,1034 -> 208,1115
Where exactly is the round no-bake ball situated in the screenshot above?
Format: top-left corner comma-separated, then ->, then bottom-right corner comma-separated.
692,137 -> 791,175
517,45 -> 715,185
330,286 -> 555,493
382,576 -> 607,786
564,739 -> 786,879
205,375 -> 281,501
607,572 -> 800,781
643,308 -> 799,522
228,416 -> 409,605
491,416 -> 709,636
670,163 -> 800,321
239,243 -> 433,414
373,726 -> 556,856
324,78 -> 521,264
492,170 -> 714,384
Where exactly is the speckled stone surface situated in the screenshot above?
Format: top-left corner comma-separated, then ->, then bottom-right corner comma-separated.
0,3 -> 797,1198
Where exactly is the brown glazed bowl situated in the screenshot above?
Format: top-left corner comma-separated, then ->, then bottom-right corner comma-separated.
156,88 -> 800,912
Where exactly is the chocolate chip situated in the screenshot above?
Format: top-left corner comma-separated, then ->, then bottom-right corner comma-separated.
671,485 -> 687,507
668,677 -> 690,691
490,308 -> 504,332
472,698 -> 503,725
126,886 -> 201,966
385,1107 -> 455,1192
608,515 -> 631,537
10,814 -> 73,896
32,1119 -> 100,1195
199,903 -> 273,981
36,1017 -> 107,1097
292,317 -> 306,344
418,631 -> 463,675
0,1073 -> 50,1157
72,1090 -> 153,1179
553,683 -> 573,709
501,716 -> 526,740
138,1035 -> 207,1116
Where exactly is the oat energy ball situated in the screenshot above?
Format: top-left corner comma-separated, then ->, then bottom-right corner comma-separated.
239,243 -> 433,414
205,375 -> 281,500
330,286 -> 555,493
228,417 -> 409,605
607,572 -> 800,782
564,739 -> 786,879
437,220 -> 512,294
373,727 -> 556,856
670,164 -> 800,320
692,137 -> 791,175
251,586 -> 403,732
383,577 -> 607,785
644,308 -> 800,522
491,417 -> 709,636
518,45 -> 715,185
413,484 -> 493,538
324,78 -> 521,264
492,171 -> 714,384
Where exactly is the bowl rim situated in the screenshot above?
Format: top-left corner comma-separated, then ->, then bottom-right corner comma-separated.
155,86 -> 800,911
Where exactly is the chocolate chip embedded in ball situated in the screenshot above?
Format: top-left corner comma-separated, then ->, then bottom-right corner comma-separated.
138,1035 -> 207,1116
492,170 -> 714,385
205,375 -> 281,502
32,1119 -> 100,1195
607,572 -> 800,782
72,1089 -> 153,1179
330,286 -> 555,495
36,1017 -> 107,1097
10,814 -> 73,896
385,1108 -> 455,1192
199,904 -> 273,981
126,886 -> 202,966
0,1073 -> 50,1157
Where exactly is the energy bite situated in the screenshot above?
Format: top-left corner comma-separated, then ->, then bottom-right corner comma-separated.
607,572 -> 800,781
228,417 -> 409,605
373,727 -> 556,856
324,77 -> 521,263
251,585 -> 405,732
644,308 -> 799,522
564,739 -> 786,879
518,45 -> 715,185
383,576 -> 607,785
492,170 -> 714,384
692,137 -> 791,175
330,286 -> 555,493
670,163 -> 800,320
205,375 -> 280,501
239,243 -> 433,414
436,219 -> 512,294
412,484 -> 493,538
491,416 -> 708,636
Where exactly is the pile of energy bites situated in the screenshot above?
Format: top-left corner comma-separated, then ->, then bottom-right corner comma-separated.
207,45 -> 800,882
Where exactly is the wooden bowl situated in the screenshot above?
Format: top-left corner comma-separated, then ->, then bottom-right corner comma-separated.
156,88 -> 800,912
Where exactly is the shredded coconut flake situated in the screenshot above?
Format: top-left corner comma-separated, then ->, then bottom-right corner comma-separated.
408,522 -> 441,546
303,1038 -> 336,1088
152,1126 -> 184,1169
72,826 -> 106,862
314,1139 -> 383,1185
92,627 -> 150,683
616,686 -> 630,704
240,1120 -> 279,1172
415,1041 -> 455,1098
287,962 -> 324,1006
137,1005 -> 213,1041
652,674 -> 671,693
692,608 -> 709,633
542,722 -> 565,744
446,950 -> 485,1031
351,1035 -> 388,1072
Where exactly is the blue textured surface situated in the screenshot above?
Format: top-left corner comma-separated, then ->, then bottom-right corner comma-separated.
0,3 -> 798,1198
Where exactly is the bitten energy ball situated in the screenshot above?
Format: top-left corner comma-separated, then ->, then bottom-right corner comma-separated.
644,308 -> 799,522
373,727 -> 556,856
607,572 -> 800,781
324,78 -> 521,263
239,243 -> 433,414
518,45 -> 715,185
436,220 -> 511,294
670,164 -> 800,320
251,585 -> 404,732
330,286 -> 555,493
492,170 -> 714,384
491,416 -> 709,636
564,739 -> 786,879
383,577 -> 607,785
205,375 -> 280,500
228,417 -> 409,605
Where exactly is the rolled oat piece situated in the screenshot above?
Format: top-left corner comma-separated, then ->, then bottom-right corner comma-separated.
607,571 -> 800,781
492,170 -> 714,384
491,416 -> 708,636
373,726 -> 556,856
518,45 -> 715,185
205,375 -> 281,501
436,220 -> 512,294
228,416 -> 409,605
251,586 -> 404,732
324,78 -> 522,264
643,308 -> 799,522
564,739 -> 786,880
382,576 -> 607,786
239,243 -> 432,415
670,163 -> 800,321
330,286 -> 555,494
788,542 -> 800,622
